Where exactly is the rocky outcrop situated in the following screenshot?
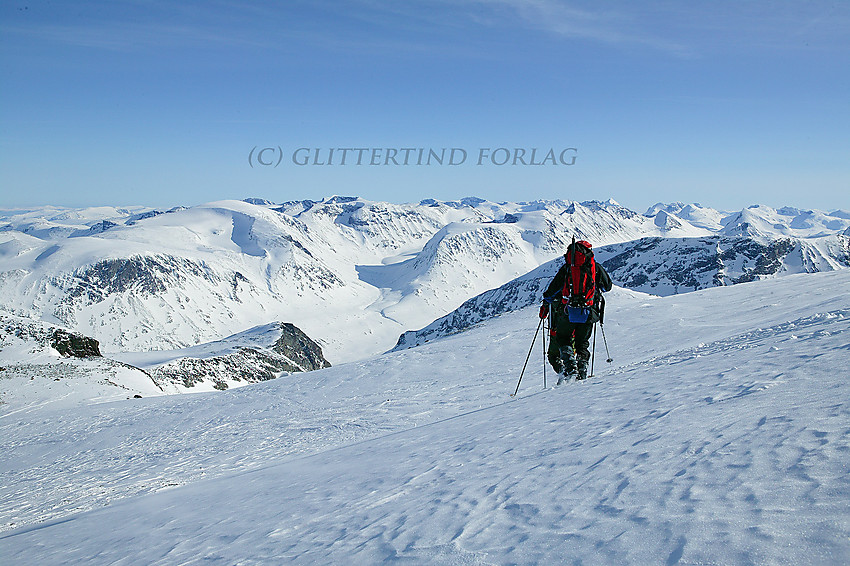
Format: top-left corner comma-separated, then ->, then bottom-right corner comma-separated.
51,329 -> 101,358
63,256 -> 220,300
151,348 -> 306,391
272,323 -> 332,371
599,235 -> 847,294
1,314 -> 101,358
150,322 -> 331,391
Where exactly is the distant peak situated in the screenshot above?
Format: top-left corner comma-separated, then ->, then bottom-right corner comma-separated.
324,196 -> 360,204
243,198 -> 275,206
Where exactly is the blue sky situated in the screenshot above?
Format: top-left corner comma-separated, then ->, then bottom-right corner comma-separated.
1,1 -> 848,212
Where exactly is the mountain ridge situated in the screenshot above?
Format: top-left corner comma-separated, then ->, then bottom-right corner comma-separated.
2,197 -> 849,367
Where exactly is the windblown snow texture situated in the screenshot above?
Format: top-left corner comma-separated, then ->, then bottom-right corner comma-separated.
1,270 -> 848,564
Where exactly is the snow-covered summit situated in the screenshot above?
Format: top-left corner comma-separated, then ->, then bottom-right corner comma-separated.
720,204 -> 850,241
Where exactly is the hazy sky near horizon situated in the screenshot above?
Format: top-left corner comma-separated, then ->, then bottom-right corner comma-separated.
1,1 -> 848,212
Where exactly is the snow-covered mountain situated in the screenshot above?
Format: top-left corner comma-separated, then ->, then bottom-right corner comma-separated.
395,258 -> 562,351
121,321 -> 331,393
644,201 -> 728,231
396,232 -> 849,350
1,198 -> 848,368
595,234 -> 850,296
719,204 -> 850,240
0,197 -> 701,363
2,270 -> 848,564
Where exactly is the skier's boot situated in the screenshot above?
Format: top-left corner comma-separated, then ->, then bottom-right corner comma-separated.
576,358 -> 589,381
557,352 -> 577,385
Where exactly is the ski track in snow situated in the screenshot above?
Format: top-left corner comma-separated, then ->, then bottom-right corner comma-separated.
1,272 -> 849,564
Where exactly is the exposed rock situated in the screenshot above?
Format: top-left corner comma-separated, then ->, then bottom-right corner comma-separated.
272,323 -> 332,371
150,322 -> 331,391
62,256 -> 220,300
51,329 -> 101,358
151,348 -> 301,390
599,236 -> 836,293
243,198 -> 275,206
2,314 -> 101,358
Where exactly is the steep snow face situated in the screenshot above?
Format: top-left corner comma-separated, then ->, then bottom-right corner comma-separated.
1,270 -> 848,564
653,209 -> 683,231
365,222 -> 547,330
395,257 -> 564,350
1,198 -> 848,363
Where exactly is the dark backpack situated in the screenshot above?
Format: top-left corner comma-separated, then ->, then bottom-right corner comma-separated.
562,238 -> 596,312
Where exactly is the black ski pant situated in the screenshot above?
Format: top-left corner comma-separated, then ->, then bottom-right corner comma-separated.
547,311 -> 575,372
547,330 -> 562,372
555,318 -> 593,362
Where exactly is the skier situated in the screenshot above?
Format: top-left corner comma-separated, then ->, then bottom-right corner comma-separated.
541,239 -> 613,382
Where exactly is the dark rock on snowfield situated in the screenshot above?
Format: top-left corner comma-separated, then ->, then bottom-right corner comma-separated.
149,322 -> 331,391
272,322 -> 332,371
51,329 -> 101,358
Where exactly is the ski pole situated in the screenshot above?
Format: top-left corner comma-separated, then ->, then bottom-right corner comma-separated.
542,315 -> 547,389
511,316 -> 543,397
601,323 -> 613,363
591,322 -> 597,377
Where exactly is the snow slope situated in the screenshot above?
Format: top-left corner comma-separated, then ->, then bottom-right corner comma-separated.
596,234 -> 850,295
0,313 -> 167,411
1,270 -> 848,564
396,231 -> 849,351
